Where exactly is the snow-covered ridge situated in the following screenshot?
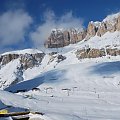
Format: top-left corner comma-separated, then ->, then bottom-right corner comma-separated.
90,21 -> 101,28
103,12 -> 120,23
91,12 -> 120,27
2,49 -> 43,55
46,12 -> 120,48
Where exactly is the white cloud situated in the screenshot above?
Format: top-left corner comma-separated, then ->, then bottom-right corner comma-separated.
0,10 -> 32,47
30,10 -> 84,48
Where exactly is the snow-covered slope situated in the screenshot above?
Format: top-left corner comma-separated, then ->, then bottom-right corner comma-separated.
80,31 -> 120,49
1,17 -> 120,119
1,57 -> 120,120
0,59 -> 20,89
103,12 -> 120,25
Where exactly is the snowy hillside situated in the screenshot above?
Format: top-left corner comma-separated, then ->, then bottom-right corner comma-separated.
1,13 -> 120,120
1,56 -> 120,120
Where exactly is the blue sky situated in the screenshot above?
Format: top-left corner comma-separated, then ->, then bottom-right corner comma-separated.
0,0 -> 120,53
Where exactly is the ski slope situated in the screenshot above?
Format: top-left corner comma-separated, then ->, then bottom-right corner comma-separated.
1,56 -> 120,120
0,31 -> 120,120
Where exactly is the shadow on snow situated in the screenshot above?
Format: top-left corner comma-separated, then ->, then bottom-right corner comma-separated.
90,61 -> 120,75
5,69 -> 66,93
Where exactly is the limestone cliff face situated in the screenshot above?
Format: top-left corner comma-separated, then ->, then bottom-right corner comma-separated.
85,22 -> 97,39
97,23 -> 107,37
84,14 -> 120,39
44,29 -> 87,48
45,13 -> 120,48
76,48 -> 120,59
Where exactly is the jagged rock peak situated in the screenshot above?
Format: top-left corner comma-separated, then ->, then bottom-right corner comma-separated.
44,28 -> 87,48
45,12 -> 120,48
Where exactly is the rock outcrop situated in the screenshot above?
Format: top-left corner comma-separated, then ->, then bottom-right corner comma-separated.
20,53 -> 45,70
0,54 -> 19,65
0,53 -> 45,70
56,54 -> 66,63
85,22 -> 98,39
76,48 -> 120,59
45,12 -> 120,48
97,23 -> 107,37
44,29 -> 87,48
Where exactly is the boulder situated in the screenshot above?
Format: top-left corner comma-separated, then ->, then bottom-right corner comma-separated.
57,55 -> 66,63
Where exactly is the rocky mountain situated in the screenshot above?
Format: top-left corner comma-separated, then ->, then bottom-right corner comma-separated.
1,12 -> 120,120
0,49 -> 45,88
45,12 -> 120,48
1,12 -> 120,89
0,49 -> 68,89
76,48 -> 120,59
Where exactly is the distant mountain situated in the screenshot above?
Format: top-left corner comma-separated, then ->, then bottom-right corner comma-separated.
45,12 -> 120,48
0,12 -> 120,90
